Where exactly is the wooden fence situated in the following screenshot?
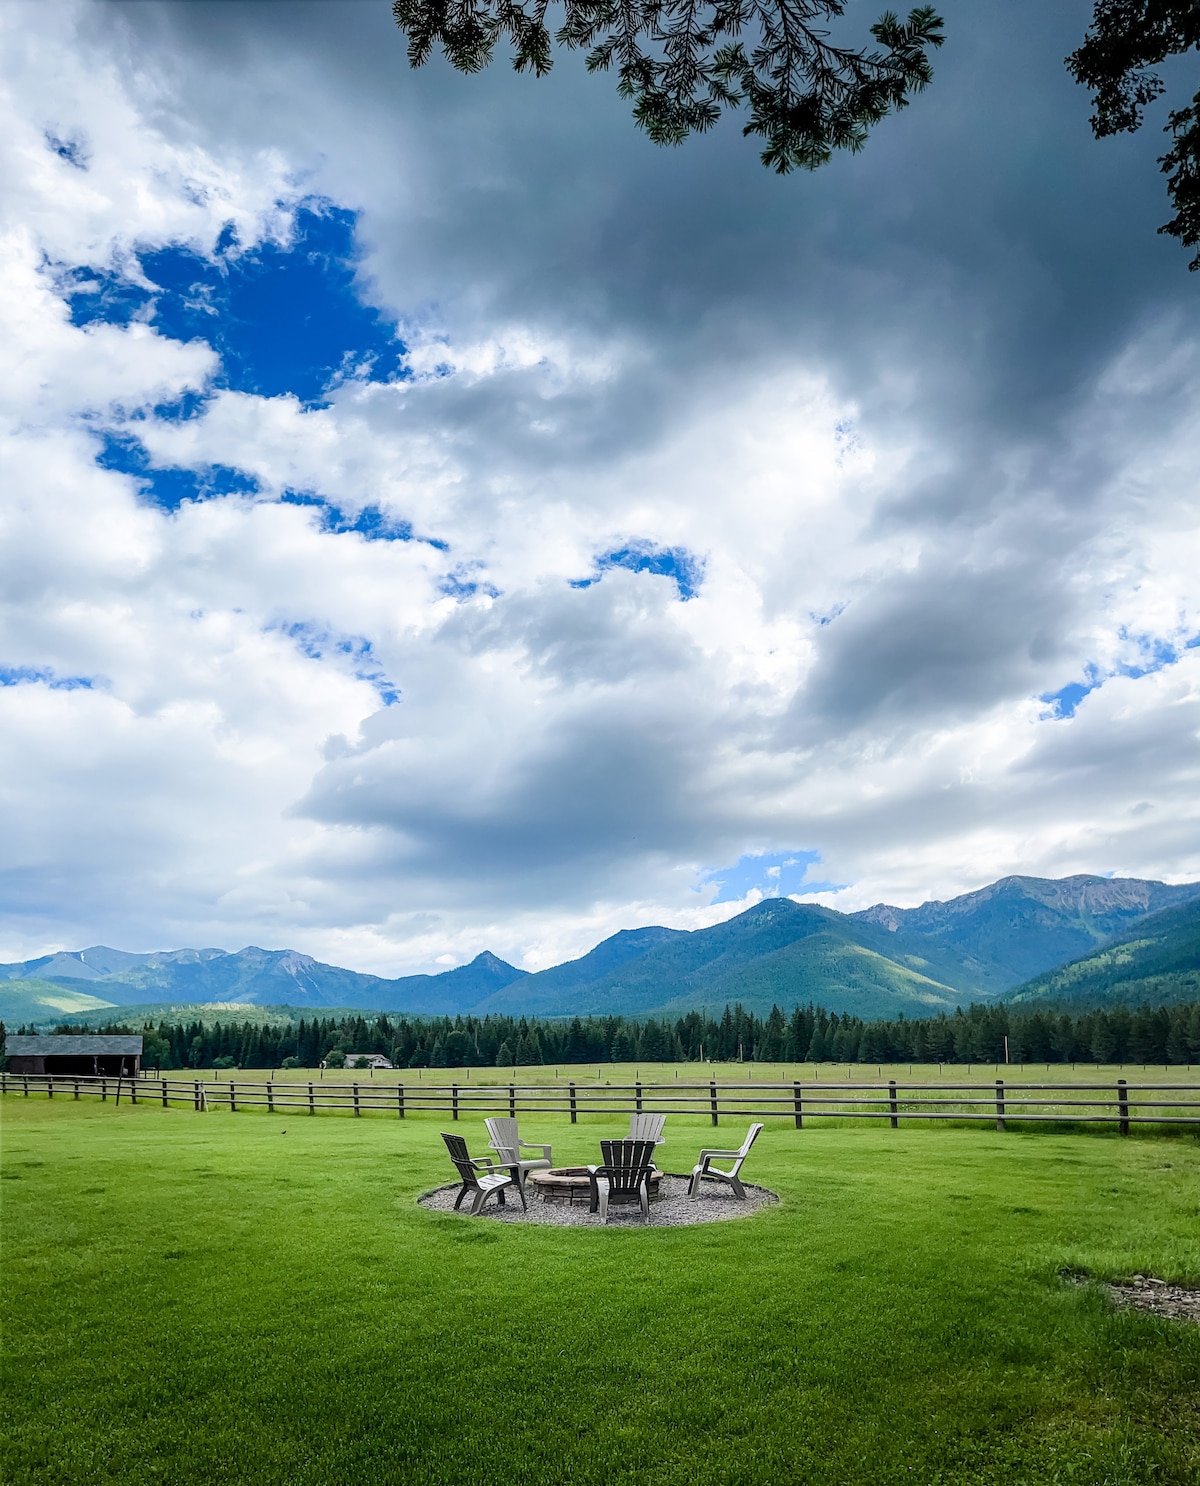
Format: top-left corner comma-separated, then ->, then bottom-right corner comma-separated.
4,1071 -> 1200,1132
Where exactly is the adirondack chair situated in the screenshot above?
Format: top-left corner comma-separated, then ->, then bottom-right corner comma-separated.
484,1117 -> 553,1201
441,1132 -> 525,1215
687,1123 -> 764,1200
629,1112 -> 666,1145
587,1139 -> 657,1224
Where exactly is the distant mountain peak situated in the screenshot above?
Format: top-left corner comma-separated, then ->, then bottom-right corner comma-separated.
468,950 -> 526,974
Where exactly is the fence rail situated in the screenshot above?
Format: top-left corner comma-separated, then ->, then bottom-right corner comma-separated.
4,1071 -> 1200,1131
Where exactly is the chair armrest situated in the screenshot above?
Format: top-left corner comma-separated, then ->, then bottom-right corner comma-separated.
695,1149 -> 740,1161
519,1142 -> 553,1159
471,1156 -> 504,1170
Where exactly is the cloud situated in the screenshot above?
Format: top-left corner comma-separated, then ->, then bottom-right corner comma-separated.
1,0 -> 1199,977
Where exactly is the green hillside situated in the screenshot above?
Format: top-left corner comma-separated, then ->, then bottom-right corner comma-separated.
653,933 -> 963,1021
1009,896 -> 1200,1008
476,899 -> 967,1020
0,979 -> 117,1027
8,1002 -> 366,1032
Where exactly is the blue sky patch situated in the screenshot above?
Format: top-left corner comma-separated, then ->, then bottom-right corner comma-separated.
273,623 -> 399,706
1,666 -> 98,691
703,849 -> 824,904
440,569 -> 500,601
96,432 -> 258,513
280,491 -> 415,543
571,542 -> 704,600
1040,675 -> 1100,720
1042,635 -> 1194,719
68,200 -> 404,407
45,132 -> 88,169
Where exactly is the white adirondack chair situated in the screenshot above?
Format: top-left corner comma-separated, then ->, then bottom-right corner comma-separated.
484,1116 -> 552,1200
687,1122 -> 764,1200
629,1112 -> 666,1145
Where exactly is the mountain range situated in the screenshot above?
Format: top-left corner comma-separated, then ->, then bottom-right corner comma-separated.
3,873 -> 1199,1027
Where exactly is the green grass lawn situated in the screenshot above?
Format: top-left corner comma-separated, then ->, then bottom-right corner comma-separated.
3,1098 -> 1199,1486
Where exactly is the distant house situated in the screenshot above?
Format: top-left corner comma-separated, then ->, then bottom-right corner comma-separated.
5,1035 -> 142,1077
330,1053 -> 393,1071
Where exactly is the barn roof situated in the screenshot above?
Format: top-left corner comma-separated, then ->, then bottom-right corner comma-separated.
6,1035 -> 143,1055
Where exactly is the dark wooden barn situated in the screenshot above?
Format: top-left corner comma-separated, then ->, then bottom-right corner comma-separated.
5,1034 -> 142,1076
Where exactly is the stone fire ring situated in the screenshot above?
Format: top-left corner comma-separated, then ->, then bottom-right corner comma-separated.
531,1165 -> 663,1206
418,1171 -> 779,1227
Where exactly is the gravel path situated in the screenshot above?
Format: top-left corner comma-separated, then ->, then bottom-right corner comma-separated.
418,1173 -> 778,1226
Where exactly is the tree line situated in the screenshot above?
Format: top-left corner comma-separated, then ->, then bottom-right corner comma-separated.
7,998 -> 1200,1070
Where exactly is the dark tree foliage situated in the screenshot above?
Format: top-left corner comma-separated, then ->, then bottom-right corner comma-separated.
392,0 -> 944,171
1067,1 -> 1200,267
40,998 -> 1200,1069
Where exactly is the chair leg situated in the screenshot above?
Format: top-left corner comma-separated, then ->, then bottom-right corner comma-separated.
731,1175 -> 746,1200
470,1188 -> 486,1215
453,1184 -> 469,1211
598,1188 -> 609,1224
640,1186 -> 649,1222
688,1169 -> 700,1198
515,1176 -> 527,1213
497,1187 -> 506,1206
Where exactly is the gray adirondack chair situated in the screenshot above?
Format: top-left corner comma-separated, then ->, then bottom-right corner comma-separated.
629,1112 -> 666,1145
588,1139 -> 657,1224
484,1117 -> 552,1201
687,1122 -> 763,1200
441,1131 -> 525,1215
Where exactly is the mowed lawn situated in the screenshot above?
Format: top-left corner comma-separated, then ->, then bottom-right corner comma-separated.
2,1099 -> 1199,1486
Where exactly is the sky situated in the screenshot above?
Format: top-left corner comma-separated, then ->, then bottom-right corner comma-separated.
2,0 -> 1199,975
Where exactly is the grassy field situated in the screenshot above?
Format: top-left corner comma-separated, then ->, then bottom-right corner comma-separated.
2,1097 -> 1199,1486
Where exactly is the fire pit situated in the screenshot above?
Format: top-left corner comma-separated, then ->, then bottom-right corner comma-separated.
530,1165 -> 663,1207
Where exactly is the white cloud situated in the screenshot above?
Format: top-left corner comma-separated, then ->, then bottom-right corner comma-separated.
1,0 -> 1199,978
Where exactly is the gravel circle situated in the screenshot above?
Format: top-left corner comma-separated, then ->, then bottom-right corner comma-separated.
418,1173 -> 778,1226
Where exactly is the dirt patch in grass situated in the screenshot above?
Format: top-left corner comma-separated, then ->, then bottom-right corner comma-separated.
1064,1268 -> 1200,1324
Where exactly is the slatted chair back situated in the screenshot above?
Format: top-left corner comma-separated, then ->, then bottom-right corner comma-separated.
442,1131 -> 480,1188
629,1112 -> 666,1145
597,1139 -> 656,1195
484,1116 -> 520,1164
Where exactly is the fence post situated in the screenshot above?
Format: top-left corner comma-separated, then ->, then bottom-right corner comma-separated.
308,1081 -> 315,1115
509,1083 -> 516,1118
636,1081 -> 643,1114
793,1082 -> 803,1129
24,1075 -> 30,1098
162,1079 -> 169,1108
994,1079 -> 1005,1132
397,1083 -> 405,1119
48,1077 -> 54,1099
889,1080 -> 899,1129
1117,1078 -> 1130,1136
569,1082 -> 577,1124
129,1077 -> 137,1106
452,1082 -> 458,1121
229,1081 -> 236,1113
100,1078 -> 106,1101
74,1078 -> 80,1101
709,1080 -> 719,1127
194,1080 -> 201,1112
353,1083 -> 361,1117
267,1081 -> 274,1114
